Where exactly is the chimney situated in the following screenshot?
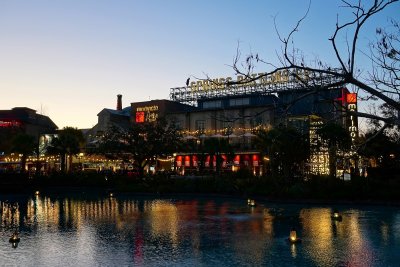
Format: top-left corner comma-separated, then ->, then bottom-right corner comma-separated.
117,94 -> 122,111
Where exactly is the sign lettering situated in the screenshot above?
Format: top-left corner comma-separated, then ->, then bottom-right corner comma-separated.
188,69 -> 314,92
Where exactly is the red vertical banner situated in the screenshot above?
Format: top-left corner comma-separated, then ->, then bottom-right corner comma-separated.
221,155 -> 227,168
252,154 -> 259,167
234,155 -> 240,165
184,155 -> 191,167
176,156 -> 182,167
192,155 -> 198,167
212,155 -> 217,167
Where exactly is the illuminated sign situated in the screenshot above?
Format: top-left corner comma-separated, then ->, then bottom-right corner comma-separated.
0,120 -> 21,128
135,105 -> 159,123
135,112 -> 145,123
189,69 -> 313,92
347,93 -> 358,148
346,93 -> 357,104
136,106 -> 158,112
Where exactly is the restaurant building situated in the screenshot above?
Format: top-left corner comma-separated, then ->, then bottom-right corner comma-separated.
0,107 -> 58,172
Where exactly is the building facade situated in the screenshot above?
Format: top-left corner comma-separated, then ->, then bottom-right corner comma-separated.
85,69 -> 359,177
164,69 -> 358,177
0,107 -> 58,172
0,107 -> 58,139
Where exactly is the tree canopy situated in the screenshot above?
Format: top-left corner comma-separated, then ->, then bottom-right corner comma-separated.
228,0 -> 399,127
98,119 -> 182,177
11,133 -> 36,173
255,126 -> 309,180
48,127 -> 85,172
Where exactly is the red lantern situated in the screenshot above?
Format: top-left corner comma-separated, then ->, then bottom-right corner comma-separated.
234,155 -> 240,165
252,154 -> 259,167
176,156 -> 182,167
192,155 -> 198,167
221,155 -> 227,168
205,155 -> 210,167
184,155 -> 191,167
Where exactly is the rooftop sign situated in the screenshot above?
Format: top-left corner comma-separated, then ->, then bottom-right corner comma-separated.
189,69 -> 306,92
170,68 -> 343,105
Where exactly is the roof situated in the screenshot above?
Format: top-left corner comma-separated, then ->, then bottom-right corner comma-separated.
98,106 -> 131,117
0,107 -> 58,130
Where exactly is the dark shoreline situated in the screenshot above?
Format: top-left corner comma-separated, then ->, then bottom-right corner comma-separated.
1,171 -> 400,206
1,184 -> 399,207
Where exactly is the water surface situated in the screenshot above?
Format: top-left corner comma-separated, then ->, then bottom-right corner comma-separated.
1,192 -> 399,266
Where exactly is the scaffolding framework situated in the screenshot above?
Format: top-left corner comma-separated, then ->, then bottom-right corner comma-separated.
170,70 -> 344,105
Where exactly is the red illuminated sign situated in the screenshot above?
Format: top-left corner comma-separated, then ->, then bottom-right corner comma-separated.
0,120 -> 21,128
346,93 -> 357,104
135,112 -> 145,123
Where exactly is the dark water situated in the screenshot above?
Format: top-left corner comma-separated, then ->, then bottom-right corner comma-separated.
1,192 -> 399,267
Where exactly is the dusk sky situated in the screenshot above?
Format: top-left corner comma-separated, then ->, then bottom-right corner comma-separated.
0,0 -> 398,129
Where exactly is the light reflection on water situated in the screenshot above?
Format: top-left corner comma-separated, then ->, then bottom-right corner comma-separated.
1,194 -> 400,267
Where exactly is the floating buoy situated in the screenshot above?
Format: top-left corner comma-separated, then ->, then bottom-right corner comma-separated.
9,232 -> 20,243
247,199 -> 256,207
331,210 -> 343,221
288,228 -> 301,243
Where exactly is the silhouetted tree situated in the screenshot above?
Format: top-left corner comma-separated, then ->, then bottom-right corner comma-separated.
48,127 -> 85,172
227,0 -> 399,128
256,126 -> 309,181
98,119 -> 181,177
316,123 -> 352,177
200,138 -> 234,174
360,130 -> 396,166
11,133 -> 36,173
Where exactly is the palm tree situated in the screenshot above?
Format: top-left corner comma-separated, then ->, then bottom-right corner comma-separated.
48,127 -> 85,172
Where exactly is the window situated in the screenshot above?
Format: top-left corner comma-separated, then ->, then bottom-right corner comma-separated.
172,120 -> 183,130
203,100 -> 222,109
222,121 -> 231,129
229,98 -> 250,107
196,120 -> 205,131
